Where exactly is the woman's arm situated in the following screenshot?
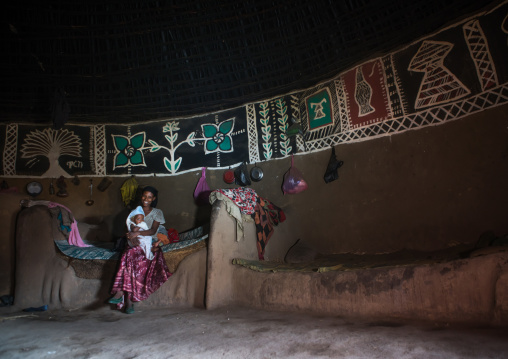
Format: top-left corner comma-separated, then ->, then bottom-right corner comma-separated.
126,220 -> 160,242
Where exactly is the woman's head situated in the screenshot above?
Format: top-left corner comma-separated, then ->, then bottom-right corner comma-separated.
141,186 -> 158,208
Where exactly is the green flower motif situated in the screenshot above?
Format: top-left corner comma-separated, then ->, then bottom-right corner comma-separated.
201,119 -> 234,154
112,132 -> 146,169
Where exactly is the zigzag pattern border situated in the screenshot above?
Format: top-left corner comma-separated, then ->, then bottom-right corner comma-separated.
290,94 -> 306,153
463,20 -> 499,91
94,125 -> 106,176
335,79 -> 350,133
247,103 -> 260,163
306,83 -> 508,151
3,124 -> 18,176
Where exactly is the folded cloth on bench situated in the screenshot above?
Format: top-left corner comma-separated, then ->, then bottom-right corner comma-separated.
210,188 -> 258,215
48,202 -> 90,247
20,200 -> 90,247
209,188 -> 256,241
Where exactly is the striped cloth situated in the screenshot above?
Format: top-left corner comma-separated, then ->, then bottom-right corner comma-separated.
54,225 -> 208,260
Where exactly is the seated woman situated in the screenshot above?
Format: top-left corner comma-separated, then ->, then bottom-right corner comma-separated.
108,186 -> 171,314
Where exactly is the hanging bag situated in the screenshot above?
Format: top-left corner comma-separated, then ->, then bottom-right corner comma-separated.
323,147 -> 344,183
282,155 -> 308,194
194,167 -> 212,205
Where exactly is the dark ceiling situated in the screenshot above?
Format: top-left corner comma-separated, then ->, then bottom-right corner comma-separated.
1,0 -> 499,124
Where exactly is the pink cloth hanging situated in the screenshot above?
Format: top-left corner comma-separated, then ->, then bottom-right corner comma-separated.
194,167 -> 212,206
48,202 -> 90,247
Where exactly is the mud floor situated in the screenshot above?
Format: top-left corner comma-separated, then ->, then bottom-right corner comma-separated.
1,305 -> 507,358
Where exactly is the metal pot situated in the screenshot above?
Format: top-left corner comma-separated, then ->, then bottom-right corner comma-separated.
250,165 -> 264,182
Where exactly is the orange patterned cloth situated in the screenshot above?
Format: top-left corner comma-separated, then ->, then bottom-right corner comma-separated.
157,228 -> 180,245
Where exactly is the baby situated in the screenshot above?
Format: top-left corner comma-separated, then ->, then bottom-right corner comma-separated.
126,206 -> 155,260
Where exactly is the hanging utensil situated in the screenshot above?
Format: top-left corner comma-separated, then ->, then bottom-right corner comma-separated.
49,178 -> 55,195
71,175 -> 80,186
250,163 -> 264,182
85,179 -> 94,206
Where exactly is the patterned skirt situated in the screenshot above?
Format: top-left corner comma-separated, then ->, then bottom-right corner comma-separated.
111,246 -> 172,304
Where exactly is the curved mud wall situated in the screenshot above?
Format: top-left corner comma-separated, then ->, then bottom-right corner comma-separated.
1,103 -> 508,296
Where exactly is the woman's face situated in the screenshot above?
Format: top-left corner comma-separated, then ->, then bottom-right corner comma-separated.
141,191 -> 156,208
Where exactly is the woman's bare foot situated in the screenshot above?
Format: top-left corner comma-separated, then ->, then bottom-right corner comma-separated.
112,291 -> 124,299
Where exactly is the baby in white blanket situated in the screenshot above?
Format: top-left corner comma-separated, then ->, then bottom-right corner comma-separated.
126,206 -> 154,260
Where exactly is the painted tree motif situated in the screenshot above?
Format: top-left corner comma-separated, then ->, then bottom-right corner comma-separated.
144,121 -> 198,174
21,128 -> 82,177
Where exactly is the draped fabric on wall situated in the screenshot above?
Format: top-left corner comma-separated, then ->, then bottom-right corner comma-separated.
2,2 -> 508,178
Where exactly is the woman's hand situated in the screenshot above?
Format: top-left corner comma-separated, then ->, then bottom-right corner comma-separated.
126,231 -> 141,246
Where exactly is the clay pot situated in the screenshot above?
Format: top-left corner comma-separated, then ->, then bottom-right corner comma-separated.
223,169 -> 235,184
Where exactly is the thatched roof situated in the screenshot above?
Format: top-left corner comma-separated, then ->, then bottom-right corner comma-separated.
1,0 -> 498,124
